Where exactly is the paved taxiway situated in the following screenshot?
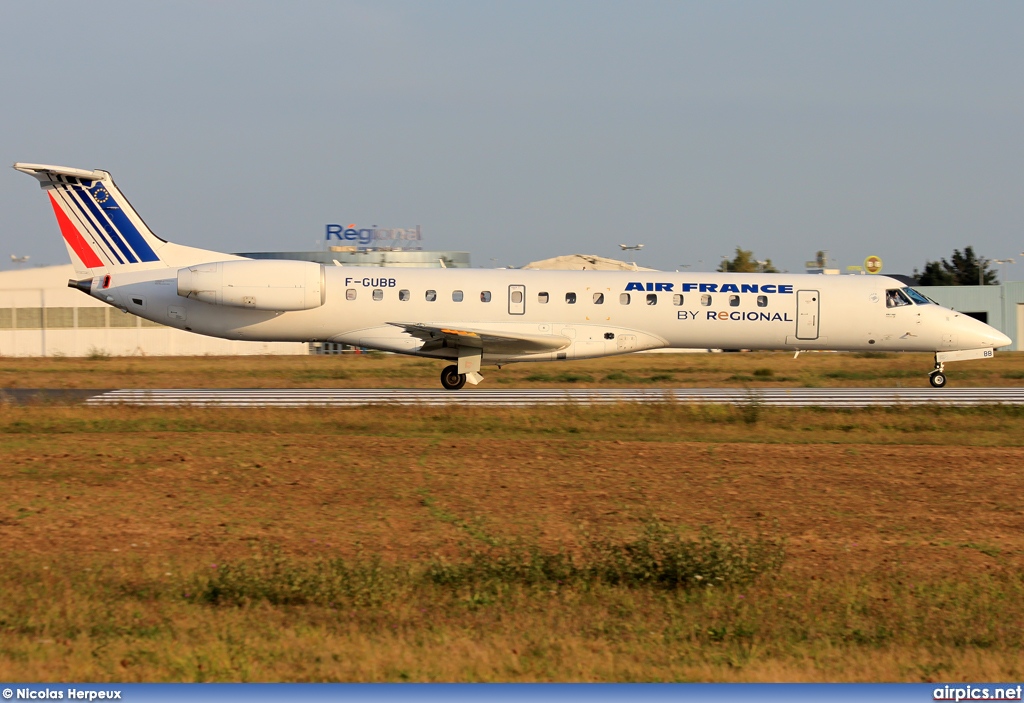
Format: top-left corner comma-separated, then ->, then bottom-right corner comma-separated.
3,387 -> 1022,407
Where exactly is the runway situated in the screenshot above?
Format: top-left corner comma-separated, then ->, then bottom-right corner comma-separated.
29,386 -> 1024,407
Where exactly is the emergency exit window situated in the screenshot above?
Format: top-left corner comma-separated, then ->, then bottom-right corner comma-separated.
593,293 -> 604,304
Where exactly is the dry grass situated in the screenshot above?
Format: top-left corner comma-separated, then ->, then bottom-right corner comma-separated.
0,350 -> 1021,389
1,400 -> 1023,681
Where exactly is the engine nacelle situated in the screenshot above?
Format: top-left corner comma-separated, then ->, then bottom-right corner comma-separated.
177,260 -> 325,311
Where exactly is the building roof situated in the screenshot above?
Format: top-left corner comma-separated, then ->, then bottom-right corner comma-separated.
0,263 -> 76,289
520,254 -> 656,271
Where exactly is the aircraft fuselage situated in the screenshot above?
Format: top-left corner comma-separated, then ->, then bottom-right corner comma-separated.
93,267 -> 1006,365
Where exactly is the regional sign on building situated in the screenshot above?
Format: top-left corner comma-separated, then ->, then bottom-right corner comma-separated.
326,224 -> 422,248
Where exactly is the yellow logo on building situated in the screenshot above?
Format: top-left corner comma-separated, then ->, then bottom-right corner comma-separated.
864,256 -> 883,274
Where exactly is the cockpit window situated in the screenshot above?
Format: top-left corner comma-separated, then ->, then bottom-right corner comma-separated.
885,289 -> 912,308
902,287 -> 931,305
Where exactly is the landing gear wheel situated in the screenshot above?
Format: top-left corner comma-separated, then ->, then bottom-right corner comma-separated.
929,371 -> 947,388
440,365 -> 467,391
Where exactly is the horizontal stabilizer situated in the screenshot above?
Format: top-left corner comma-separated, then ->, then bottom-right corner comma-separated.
14,163 -> 107,181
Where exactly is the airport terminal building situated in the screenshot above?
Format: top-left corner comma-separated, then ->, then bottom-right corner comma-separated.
238,248 -> 470,269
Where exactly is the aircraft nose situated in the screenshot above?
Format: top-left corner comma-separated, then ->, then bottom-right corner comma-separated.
962,316 -> 1012,348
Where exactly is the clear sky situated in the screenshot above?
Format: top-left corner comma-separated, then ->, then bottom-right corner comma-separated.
2,1 -> 1022,277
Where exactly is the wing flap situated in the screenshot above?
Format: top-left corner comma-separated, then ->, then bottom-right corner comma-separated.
388,322 -> 571,355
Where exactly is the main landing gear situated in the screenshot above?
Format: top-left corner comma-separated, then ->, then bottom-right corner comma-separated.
440,365 -> 467,391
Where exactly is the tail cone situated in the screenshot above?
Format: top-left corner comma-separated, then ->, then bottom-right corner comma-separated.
68,278 -> 92,294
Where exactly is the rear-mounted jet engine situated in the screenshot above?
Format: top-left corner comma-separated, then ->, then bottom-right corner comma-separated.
176,260 -> 325,311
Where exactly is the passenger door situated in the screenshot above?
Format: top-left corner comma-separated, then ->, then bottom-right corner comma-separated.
796,290 -> 820,340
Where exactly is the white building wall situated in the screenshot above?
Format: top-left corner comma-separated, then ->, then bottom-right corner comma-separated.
0,264 -> 306,357
1019,304 -> 1024,352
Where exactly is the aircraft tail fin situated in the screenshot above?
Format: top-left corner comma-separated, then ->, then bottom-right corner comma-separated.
14,163 -> 238,276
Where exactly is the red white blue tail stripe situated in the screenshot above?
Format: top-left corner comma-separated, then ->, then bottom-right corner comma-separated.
45,173 -> 161,266
16,162 -> 243,275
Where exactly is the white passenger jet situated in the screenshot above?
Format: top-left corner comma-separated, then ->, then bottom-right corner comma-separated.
15,163 -> 1012,389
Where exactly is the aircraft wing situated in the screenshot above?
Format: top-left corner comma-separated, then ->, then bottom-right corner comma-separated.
388,322 -> 572,355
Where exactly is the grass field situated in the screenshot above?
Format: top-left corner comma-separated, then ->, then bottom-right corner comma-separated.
0,349 -> 1022,389
1,353 -> 1023,681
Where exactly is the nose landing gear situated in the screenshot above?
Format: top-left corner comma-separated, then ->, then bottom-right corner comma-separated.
440,365 -> 467,391
928,348 -> 996,388
929,355 -> 948,388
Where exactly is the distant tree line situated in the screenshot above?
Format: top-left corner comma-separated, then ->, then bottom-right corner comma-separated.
915,246 -> 998,286
718,247 -> 779,273
714,244 -> 999,285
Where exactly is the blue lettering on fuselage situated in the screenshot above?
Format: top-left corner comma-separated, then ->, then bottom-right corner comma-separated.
703,311 -> 794,322
630,282 -> 794,294
626,281 -> 675,292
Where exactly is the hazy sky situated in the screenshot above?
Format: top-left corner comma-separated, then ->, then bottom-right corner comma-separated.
2,1 -> 1022,277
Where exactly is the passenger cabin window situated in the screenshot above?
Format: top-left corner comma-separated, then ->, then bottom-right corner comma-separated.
885,289 -> 912,308
903,287 -> 931,305
425,290 -> 437,302
701,294 -> 712,307
538,292 -> 549,303
452,290 -> 464,302
672,294 -> 684,306
566,292 -> 577,304
620,293 -> 631,305
756,295 -> 767,307
399,289 -> 410,301
372,289 -> 383,301
481,291 -> 492,303
593,293 -> 604,304
646,293 -> 657,305
729,295 -> 740,307
346,289 -> 357,301
511,290 -> 523,304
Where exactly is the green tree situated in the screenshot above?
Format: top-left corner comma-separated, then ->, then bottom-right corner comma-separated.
718,247 -> 778,273
915,246 -> 997,286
